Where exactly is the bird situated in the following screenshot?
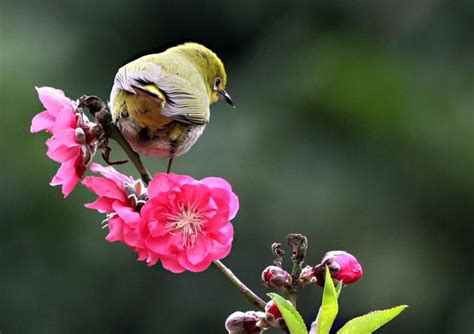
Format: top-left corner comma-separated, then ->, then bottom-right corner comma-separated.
109,42 -> 234,172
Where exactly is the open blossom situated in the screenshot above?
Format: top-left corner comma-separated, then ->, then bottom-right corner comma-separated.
314,250 -> 363,286
82,163 -> 158,264
31,87 -> 98,197
141,173 -> 239,273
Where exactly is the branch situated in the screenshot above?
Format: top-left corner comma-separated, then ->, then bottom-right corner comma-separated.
213,260 -> 266,311
105,122 -> 152,184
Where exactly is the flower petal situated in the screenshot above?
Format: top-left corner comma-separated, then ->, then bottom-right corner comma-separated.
46,138 -> 80,162
185,236 -> 211,265
82,176 -> 127,202
50,159 -> 80,197
148,173 -> 194,198
106,215 -> 125,242
31,111 -> 56,133
36,86 -> 73,113
84,197 -> 116,213
89,163 -> 134,186
160,255 -> 186,273
112,202 -> 141,227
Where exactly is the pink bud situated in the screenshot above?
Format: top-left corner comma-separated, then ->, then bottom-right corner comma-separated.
261,266 -> 292,289
265,300 -> 285,328
314,251 -> 363,286
225,311 -> 266,333
299,265 -> 316,285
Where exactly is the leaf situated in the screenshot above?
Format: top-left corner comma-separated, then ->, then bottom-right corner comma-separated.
335,281 -> 343,298
315,266 -> 339,334
268,293 -> 308,334
337,305 -> 408,334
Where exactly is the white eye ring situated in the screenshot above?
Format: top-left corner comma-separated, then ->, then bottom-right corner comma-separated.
213,77 -> 221,91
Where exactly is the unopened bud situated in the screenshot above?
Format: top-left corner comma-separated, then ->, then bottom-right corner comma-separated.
299,265 -> 316,285
262,266 -> 292,289
265,300 -> 285,328
225,311 -> 267,333
314,251 -> 363,286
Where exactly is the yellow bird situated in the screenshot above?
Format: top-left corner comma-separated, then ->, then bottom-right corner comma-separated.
109,42 -> 234,171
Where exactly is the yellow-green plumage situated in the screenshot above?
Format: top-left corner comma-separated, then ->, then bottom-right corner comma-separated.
109,42 -> 232,158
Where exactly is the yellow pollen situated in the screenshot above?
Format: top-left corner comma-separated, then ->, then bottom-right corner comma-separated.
164,201 -> 204,247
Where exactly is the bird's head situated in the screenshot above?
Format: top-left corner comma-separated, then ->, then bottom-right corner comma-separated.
178,42 -> 235,107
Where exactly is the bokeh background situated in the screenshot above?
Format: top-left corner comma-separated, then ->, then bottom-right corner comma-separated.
1,0 -> 473,333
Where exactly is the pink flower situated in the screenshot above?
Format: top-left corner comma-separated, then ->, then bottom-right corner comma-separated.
314,250 -> 363,286
82,163 -> 158,264
31,86 -> 98,197
141,173 -> 239,273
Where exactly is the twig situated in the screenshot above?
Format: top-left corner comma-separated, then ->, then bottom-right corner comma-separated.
78,95 -> 152,184
213,260 -> 266,311
105,122 -> 152,184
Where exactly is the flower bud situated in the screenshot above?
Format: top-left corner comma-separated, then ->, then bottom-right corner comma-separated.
225,311 -> 266,333
265,300 -> 285,328
299,265 -> 316,285
314,251 -> 363,286
261,265 -> 292,289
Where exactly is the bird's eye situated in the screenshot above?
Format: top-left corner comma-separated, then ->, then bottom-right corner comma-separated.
213,77 -> 221,91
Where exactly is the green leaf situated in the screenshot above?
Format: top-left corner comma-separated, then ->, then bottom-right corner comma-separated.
337,305 -> 408,334
335,281 -> 343,298
267,293 -> 308,334
315,266 -> 339,334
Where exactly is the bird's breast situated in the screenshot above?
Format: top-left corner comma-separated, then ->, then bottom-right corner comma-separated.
117,117 -> 206,158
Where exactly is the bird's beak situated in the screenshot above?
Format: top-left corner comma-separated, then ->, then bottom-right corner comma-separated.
219,90 -> 235,108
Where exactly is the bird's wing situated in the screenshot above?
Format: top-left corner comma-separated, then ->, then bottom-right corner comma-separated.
114,59 -> 210,125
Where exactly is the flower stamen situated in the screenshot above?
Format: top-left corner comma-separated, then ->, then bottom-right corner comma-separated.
165,201 -> 204,248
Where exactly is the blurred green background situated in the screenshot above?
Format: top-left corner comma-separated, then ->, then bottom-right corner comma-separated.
1,0 -> 473,333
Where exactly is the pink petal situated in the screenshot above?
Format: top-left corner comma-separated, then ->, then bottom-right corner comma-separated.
145,235 -> 173,255
208,223 -> 234,245
112,202 -> 141,227
185,237 -> 211,265
84,197 -> 116,213
82,176 -> 127,202
146,220 -> 170,238
160,255 -> 186,273
208,241 -> 232,261
89,163 -> 134,185
177,184 -> 211,209
50,159 -> 80,197
148,173 -> 194,198
210,188 -> 239,220
145,252 -> 160,266
31,111 -> 56,133
200,177 -> 233,193
105,216 -> 125,242
46,138 -> 80,162
36,86 -> 73,114
123,226 -> 141,247
54,107 -> 76,129
51,128 -> 78,147
178,252 -> 213,272
204,210 -> 230,231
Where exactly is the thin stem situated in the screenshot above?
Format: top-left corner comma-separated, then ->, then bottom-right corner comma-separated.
105,123 -> 152,184
166,158 -> 174,174
213,260 -> 266,310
